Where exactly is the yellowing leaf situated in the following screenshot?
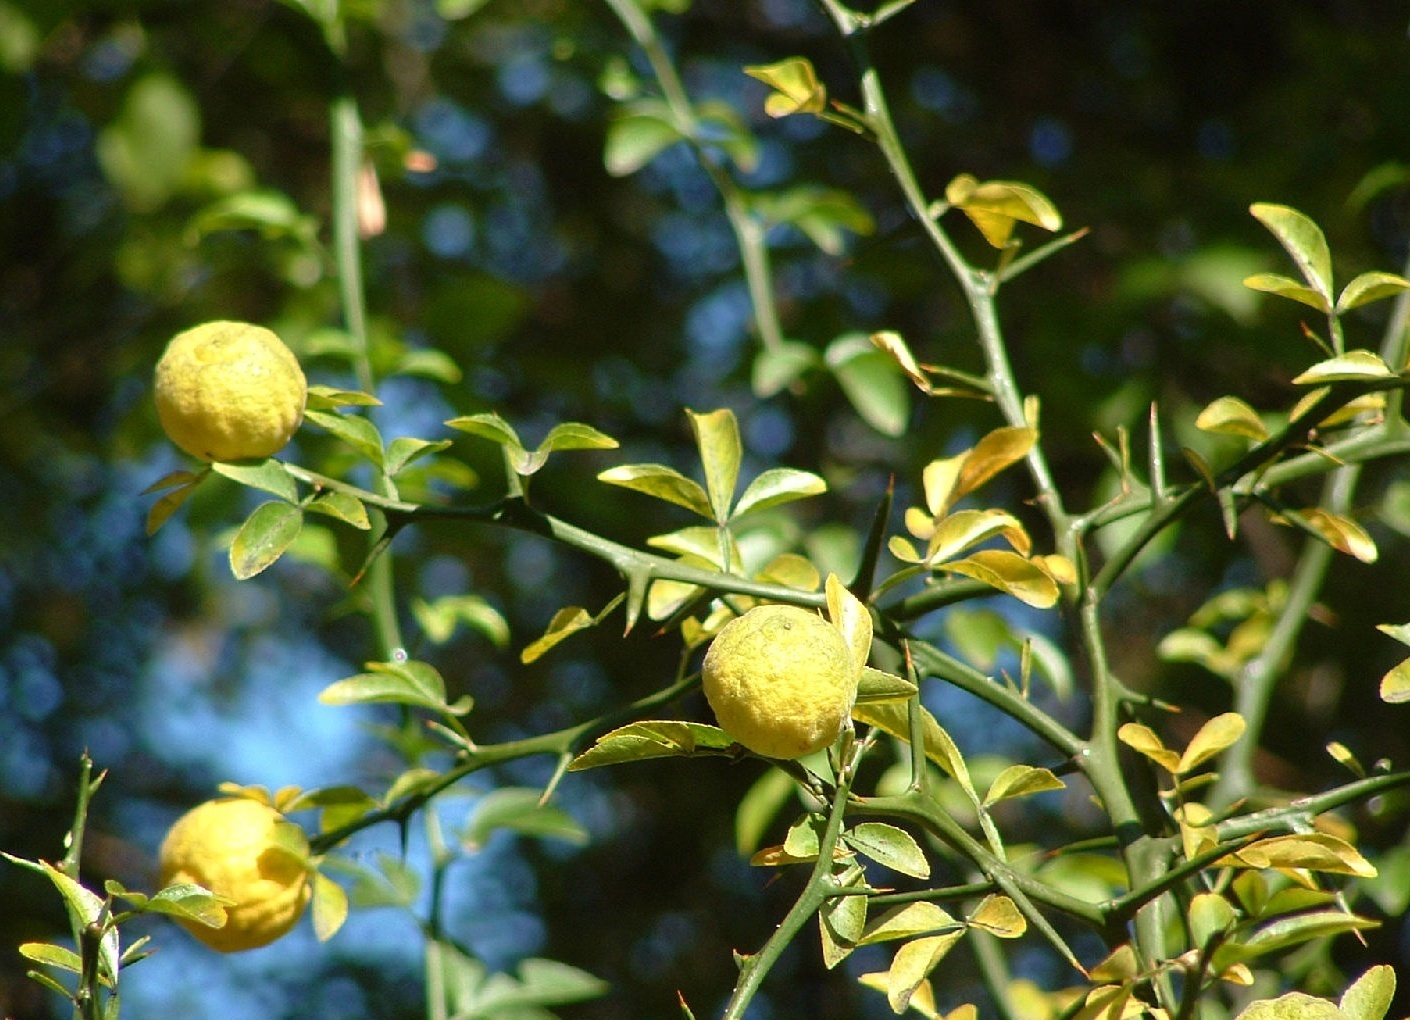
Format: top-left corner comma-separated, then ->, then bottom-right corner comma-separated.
851,702 -> 978,803
1089,944 -> 1140,983
825,572 -> 873,675
744,56 -> 827,117
1337,271 -> 1410,314
1231,833 -> 1378,878
689,408 -> 742,525
311,872 -> 349,942
1243,272 -> 1330,313
946,174 -> 1062,249
886,932 -> 966,1013
872,330 -> 935,394
521,606 -> 594,664
1380,657 -> 1410,704
1117,723 -> 1181,773
984,764 -> 1065,806
1249,202 -> 1333,304
925,509 -> 1030,565
1291,349 -> 1395,385
967,894 -> 1026,938
1175,712 -> 1246,775
1195,396 -> 1270,441
1339,964 -> 1397,1020
942,550 -> 1059,608
953,426 -> 1037,506
921,455 -> 965,516
1292,508 -> 1378,563
598,463 -> 713,518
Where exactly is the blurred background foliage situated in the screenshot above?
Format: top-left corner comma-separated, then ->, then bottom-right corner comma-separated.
5,1 -> 1410,1017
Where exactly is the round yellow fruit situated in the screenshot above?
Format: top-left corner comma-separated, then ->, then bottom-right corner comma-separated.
158,797 -> 312,953
701,604 -> 857,759
154,321 -> 307,462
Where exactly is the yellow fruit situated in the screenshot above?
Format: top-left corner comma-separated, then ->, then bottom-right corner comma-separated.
154,321 -> 307,462
701,604 -> 857,759
158,797 -> 311,953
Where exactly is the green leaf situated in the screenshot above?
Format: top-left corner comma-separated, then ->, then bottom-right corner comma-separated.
318,659 -> 454,712
826,333 -> 910,436
860,902 -> 960,945
568,721 -> 737,770
598,463 -> 713,518
843,822 -> 930,879
1195,396 -> 1270,441
211,458 -> 299,502
311,872 -> 348,942
754,186 -> 875,255
984,765 -> 1065,806
734,767 -> 795,856
412,594 -> 510,648
463,787 -> 589,849
304,409 -> 385,467
436,0 -> 492,20
386,437 -> 453,477
477,958 -> 609,1011
732,467 -> 827,518
1243,272 -> 1331,312
306,384 -> 381,409
5,859 -> 123,980
689,408 -> 742,525
693,98 -> 760,172
145,881 -> 233,925
1292,349 -> 1395,384
744,56 -> 828,117
752,340 -> 820,397
1234,910 -> 1378,959
820,875 -> 868,969
1337,271 -> 1410,312
393,347 -> 464,383
185,188 -> 315,244
1249,202 -> 1333,304
339,851 -> 421,909
229,501 -> 303,580
604,99 -> 684,176
1189,892 -> 1237,947
537,421 -> 619,458
19,941 -> 82,973
855,666 -> 917,704
1340,965 -> 1397,1020
445,411 -> 523,451
96,73 -> 199,211
306,491 -> 371,531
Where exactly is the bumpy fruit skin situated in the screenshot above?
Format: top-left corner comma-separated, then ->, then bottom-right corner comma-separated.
701,604 -> 857,759
154,321 -> 307,462
158,798 -> 311,953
